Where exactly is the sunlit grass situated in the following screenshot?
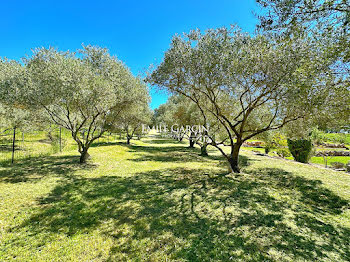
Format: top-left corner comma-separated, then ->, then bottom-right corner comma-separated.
242,146 -> 350,167
1,136 -> 350,261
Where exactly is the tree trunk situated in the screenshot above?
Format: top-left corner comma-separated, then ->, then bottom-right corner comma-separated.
126,136 -> 131,144
79,148 -> 90,164
264,147 -> 270,154
200,143 -> 208,156
189,132 -> 195,148
227,143 -> 242,173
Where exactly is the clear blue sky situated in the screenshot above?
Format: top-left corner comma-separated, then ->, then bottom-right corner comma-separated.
1,0 -> 259,109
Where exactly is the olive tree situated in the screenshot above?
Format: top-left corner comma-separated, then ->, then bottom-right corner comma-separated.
166,96 -> 202,147
148,27 -> 333,172
257,0 -> 349,34
154,95 -> 224,155
0,59 -> 32,130
16,45 -> 149,163
257,0 -> 350,128
0,59 -> 41,163
108,99 -> 152,144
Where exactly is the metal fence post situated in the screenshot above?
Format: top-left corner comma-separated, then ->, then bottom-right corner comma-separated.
11,127 -> 16,164
59,127 -> 62,152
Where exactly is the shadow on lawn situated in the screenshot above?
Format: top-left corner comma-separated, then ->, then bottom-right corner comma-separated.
0,144 -> 22,152
15,165 -> 350,261
90,141 -> 122,147
125,143 -> 238,163
141,138 -> 188,145
0,155 -> 96,183
90,138 -> 237,164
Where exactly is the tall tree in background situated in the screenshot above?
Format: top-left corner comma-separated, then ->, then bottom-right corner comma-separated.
166,96 -> 202,148
108,100 -> 152,144
153,95 -> 225,155
257,0 -> 350,129
0,59 -> 35,136
257,0 -> 349,35
148,27 -> 334,172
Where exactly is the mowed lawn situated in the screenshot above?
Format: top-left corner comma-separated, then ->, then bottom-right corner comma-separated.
1,136 -> 350,261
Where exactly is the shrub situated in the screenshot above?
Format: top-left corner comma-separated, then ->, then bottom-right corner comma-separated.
331,162 -> 345,169
275,147 -> 292,158
269,132 -> 291,157
310,128 -> 327,145
287,139 -> 313,163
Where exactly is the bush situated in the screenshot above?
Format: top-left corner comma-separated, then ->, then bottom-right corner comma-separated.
287,139 -> 313,163
265,132 -> 291,157
310,128 -> 327,145
331,162 -> 345,169
275,147 -> 291,158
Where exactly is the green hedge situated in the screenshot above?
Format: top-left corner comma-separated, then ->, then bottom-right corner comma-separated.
287,139 -> 312,163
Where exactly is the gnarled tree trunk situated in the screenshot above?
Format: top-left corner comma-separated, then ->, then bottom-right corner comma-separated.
227,142 -> 242,173
200,142 -> 208,156
189,132 -> 195,148
79,148 -> 90,163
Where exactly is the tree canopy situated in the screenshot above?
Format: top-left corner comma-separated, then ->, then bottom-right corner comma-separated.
0,45 -> 150,163
147,27 -> 337,172
257,0 -> 350,129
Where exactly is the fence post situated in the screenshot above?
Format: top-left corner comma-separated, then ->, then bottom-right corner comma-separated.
59,127 -> 62,152
11,127 -> 16,164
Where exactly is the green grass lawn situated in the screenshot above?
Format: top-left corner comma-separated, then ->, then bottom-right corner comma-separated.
310,156 -> 350,166
1,136 -> 350,261
323,133 -> 350,145
0,130 -> 121,164
283,156 -> 350,166
242,146 -> 350,167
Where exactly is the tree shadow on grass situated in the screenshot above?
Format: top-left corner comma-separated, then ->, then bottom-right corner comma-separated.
0,144 -> 22,152
126,143 -> 209,163
140,137 -> 187,145
89,141 -> 122,147
124,143 -> 252,166
90,138 -> 252,166
0,155 -> 96,183
13,166 -> 350,261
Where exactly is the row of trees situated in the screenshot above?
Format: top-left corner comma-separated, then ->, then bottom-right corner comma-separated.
147,24 -> 349,172
153,95 -> 226,156
0,45 -> 151,163
146,0 -> 349,173
1,0 -> 349,171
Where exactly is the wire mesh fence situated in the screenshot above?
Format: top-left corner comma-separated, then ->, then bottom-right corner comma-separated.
0,128 -> 65,164
0,127 -> 126,165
